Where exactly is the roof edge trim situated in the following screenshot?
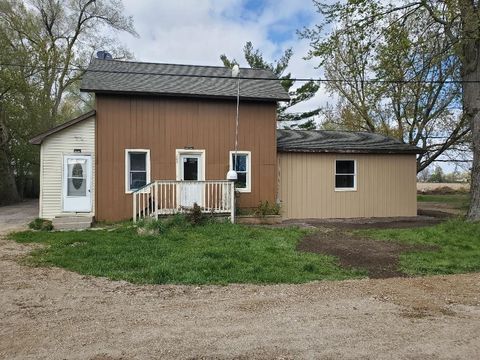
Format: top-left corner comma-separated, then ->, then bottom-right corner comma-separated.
79,88 -> 290,102
29,110 -> 96,145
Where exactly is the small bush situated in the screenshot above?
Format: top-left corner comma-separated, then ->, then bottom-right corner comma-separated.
185,203 -> 206,225
28,218 -> 53,231
254,201 -> 281,217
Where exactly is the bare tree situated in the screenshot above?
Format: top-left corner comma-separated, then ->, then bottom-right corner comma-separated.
303,0 -> 480,220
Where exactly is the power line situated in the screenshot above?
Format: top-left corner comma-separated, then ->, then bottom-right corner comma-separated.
432,159 -> 472,162
0,62 -> 471,84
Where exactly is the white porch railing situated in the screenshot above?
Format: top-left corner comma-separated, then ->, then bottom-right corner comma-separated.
132,180 -> 235,223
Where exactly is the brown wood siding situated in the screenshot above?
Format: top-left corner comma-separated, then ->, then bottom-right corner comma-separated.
95,94 -> 277,221
278,153 -> 417,219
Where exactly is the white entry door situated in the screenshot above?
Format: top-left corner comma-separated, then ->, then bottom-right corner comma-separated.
179,154 -> 203,208
63,155 -> 92,212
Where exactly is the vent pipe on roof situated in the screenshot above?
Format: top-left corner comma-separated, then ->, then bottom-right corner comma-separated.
96,51 -> 113,60
231,64 -> 240,78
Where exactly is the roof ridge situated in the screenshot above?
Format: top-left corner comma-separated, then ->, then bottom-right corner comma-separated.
276,128 -> 423,154
92,58 -> 272,73
279,128 -> 376,134
278,128 -> 404,141
82,59 -> 289,101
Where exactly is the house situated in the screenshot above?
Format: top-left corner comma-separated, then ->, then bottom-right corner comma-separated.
30,58 -> 421,227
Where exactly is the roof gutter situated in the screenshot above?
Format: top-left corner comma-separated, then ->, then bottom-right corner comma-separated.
79,89 -> 290,103
276,148 -> 425,155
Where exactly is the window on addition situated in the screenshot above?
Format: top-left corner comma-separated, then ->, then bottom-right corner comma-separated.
335,160 -> 356,191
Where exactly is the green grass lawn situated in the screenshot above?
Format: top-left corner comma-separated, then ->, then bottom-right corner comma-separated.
360,220 -> 480,276
11,220 -> 364,285
417,194 -> 470,209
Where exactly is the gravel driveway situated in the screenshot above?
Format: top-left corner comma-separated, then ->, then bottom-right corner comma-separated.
1,238 -> 479,359
0,200 -> 38,235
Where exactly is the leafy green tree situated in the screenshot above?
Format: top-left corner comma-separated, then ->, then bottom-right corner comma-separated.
302,0 -> 480,220
307,12 -> 469,173
0,0 -> 136,204
0,13 -> 41,204
429,166 -> 445,183
220,41 -> 320,129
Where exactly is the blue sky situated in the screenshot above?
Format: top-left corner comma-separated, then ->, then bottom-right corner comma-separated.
119,0 -> 319,65
118,0 -> 328,114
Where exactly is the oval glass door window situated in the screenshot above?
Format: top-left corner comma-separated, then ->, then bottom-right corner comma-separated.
67,159 -> 87,196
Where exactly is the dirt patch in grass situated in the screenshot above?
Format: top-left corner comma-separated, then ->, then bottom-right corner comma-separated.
298,228 -> 436,279
290,216 -> 443,230
417,208 -> 455,218
417,203 -> 466,217
417,194 -> 470,217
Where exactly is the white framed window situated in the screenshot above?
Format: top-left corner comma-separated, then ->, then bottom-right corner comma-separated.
125,149 -> 151,193
335,159 -> 356,191
229,151 -> 251,192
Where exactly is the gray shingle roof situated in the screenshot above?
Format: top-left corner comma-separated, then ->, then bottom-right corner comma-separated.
277,129 -> 423,154
80,59 -> 290,101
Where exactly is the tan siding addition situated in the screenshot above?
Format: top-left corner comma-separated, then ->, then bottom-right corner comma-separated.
278,153 -> 417,219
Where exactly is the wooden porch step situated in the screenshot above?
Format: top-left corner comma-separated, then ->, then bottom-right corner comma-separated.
52,216 -> 93,230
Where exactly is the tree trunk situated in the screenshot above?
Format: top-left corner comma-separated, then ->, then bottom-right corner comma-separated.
16,173 -> 25,199
467,106 -> 480,220
462,58 -> 480,220
0,146 -> 20,206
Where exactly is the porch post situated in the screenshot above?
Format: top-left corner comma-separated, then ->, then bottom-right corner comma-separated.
230,182 -> 235,223
133,192 -> 137,223
154,181 -> 158,219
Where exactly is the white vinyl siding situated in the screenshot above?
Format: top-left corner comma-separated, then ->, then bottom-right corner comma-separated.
39,117 -> 95,219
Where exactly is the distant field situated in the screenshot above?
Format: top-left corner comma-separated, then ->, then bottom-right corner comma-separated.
417,182 -> 469,193
417,193 -> 470,206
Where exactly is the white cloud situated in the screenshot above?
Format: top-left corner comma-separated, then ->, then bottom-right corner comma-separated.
115,0 -> 330,114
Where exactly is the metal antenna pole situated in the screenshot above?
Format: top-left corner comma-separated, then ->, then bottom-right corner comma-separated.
234,75 -> 240,171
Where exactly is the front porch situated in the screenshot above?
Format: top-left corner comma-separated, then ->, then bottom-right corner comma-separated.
133,180 -> 235,222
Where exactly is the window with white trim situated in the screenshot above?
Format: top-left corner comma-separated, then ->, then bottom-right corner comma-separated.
230,151 -> 251,192
125,149 -> 150,192
335,160 -> 356,190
